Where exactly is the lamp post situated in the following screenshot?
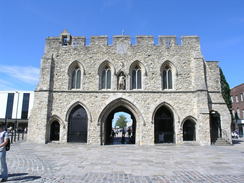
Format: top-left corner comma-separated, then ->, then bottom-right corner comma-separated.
14,91 -> 20,142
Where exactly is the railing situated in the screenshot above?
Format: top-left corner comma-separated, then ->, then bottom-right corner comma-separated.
8,130 -> 27,144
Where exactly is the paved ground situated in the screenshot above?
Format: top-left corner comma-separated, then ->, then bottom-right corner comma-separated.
3,139 -> 244,183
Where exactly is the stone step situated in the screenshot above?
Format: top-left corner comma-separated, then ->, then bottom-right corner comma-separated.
213,138 -> 231,146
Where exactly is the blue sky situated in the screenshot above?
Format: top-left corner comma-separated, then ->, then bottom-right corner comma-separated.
0,0 -> 243,90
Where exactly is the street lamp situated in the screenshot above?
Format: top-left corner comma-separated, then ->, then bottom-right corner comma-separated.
14,91 -> 20,141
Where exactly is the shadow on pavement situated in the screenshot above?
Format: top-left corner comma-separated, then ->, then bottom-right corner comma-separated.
8,173 -> 28,177
232,139 -> 244,144
6,173 -> 41,182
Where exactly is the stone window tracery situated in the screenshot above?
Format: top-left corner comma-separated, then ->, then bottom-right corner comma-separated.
101,66 -> 111,89
132,65 -> 142,89
162,65 -> 173,89
71,67 -> 81,89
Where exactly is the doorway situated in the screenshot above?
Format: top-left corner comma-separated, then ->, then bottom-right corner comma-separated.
210,111 -> 221,144
68,105 -> 88,143
154,106 -> 174,143
50,121 -> 60,141
183,120 -> 196,141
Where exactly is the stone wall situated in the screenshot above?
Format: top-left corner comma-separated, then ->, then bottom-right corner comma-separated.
27,31 -> 232,145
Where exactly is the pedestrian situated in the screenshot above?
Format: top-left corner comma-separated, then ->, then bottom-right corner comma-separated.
122,128 -> 125,137
0,124 -> 9,182
111,130 -> 115,138
127,128 -> 131,138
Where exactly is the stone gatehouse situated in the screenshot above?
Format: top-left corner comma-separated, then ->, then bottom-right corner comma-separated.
28,30 -> 232,145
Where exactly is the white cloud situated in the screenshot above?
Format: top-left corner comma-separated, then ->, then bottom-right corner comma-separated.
0,65 -> 39,85
0,79 -> 15,90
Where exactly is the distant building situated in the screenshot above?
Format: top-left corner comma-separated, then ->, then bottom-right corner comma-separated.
231,83 -> 244,137
0,91 -> 34,130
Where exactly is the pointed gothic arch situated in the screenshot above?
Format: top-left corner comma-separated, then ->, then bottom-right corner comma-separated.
67,60 -> 85,90
181,116 -> 197,141
152,102 -> 180,144
65,102 -> 91,143
47,115 -> 65,142
160,60 -> 177,90
129,60 -> 147,90
98,98 -> 145,145
98,60 -> 116,90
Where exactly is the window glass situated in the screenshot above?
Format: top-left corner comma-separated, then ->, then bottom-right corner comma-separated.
6,93 -> 14,119
107,69 -> 111,89
237,109 -> 240,118
137,69 -> 142,89
236,96 -> 239,103
21,93 -> 30,119
168,70 -> 172,89
76,69 -> 81,89
71,70 -> 76,89
101,69 -> 106,89
162,70 -> 167,89
132,69 -> 136,89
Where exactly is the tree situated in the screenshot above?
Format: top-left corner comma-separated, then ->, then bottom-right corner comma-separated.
220,68 -> 232,111
115,115 -> 127,128
220,68 -> 235,130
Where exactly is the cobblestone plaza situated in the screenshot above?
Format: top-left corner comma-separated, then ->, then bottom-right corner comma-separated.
5,139 -> 244,183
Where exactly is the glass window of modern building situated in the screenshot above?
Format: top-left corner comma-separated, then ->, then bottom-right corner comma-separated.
21,93 -> 30,119
5,93 -> 14,119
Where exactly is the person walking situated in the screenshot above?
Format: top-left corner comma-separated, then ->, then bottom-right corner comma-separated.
0,124 -> 9,182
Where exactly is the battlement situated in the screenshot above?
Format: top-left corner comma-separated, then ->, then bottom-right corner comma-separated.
45,30 -> 200,51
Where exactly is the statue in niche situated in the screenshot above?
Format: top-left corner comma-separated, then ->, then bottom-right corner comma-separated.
118,72 -> 126,90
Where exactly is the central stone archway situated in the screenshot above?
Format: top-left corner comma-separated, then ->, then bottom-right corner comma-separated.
104,107 -> 136,145
98,98 -> 144,145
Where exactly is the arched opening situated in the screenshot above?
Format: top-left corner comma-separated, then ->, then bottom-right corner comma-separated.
132,65 -> 141,89
50,121 -> 60,141
101,66 -> 111,89
68,105 -> 88,143
154,106 -> 174,143
161,60 -> 177,90
98,60 -> 115,90
129,60 -> 146,90
210,111 -> 222,144
71,67 -> 81,89
67,61 -> 84,90
102,106 -> 136,145
183,120 -> 196,141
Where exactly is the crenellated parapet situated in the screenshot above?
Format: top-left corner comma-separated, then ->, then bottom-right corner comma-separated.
44,30 -> 200,52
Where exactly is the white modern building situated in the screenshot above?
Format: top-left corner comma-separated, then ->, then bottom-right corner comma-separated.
0,91 -> 34,129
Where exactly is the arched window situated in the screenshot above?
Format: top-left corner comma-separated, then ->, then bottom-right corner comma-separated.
71,67 -> 81,89
132,65 -> 141,89
101,66 -> 111,89
162,65 -> 172,89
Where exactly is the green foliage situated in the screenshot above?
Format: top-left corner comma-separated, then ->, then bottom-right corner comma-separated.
115,115 -> 127,128
220,68 -> 232,111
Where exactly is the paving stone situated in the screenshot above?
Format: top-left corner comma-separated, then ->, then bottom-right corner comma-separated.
4,138 -> 244,182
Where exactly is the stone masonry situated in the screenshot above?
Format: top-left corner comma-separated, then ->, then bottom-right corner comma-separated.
28,30 -> 232,145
